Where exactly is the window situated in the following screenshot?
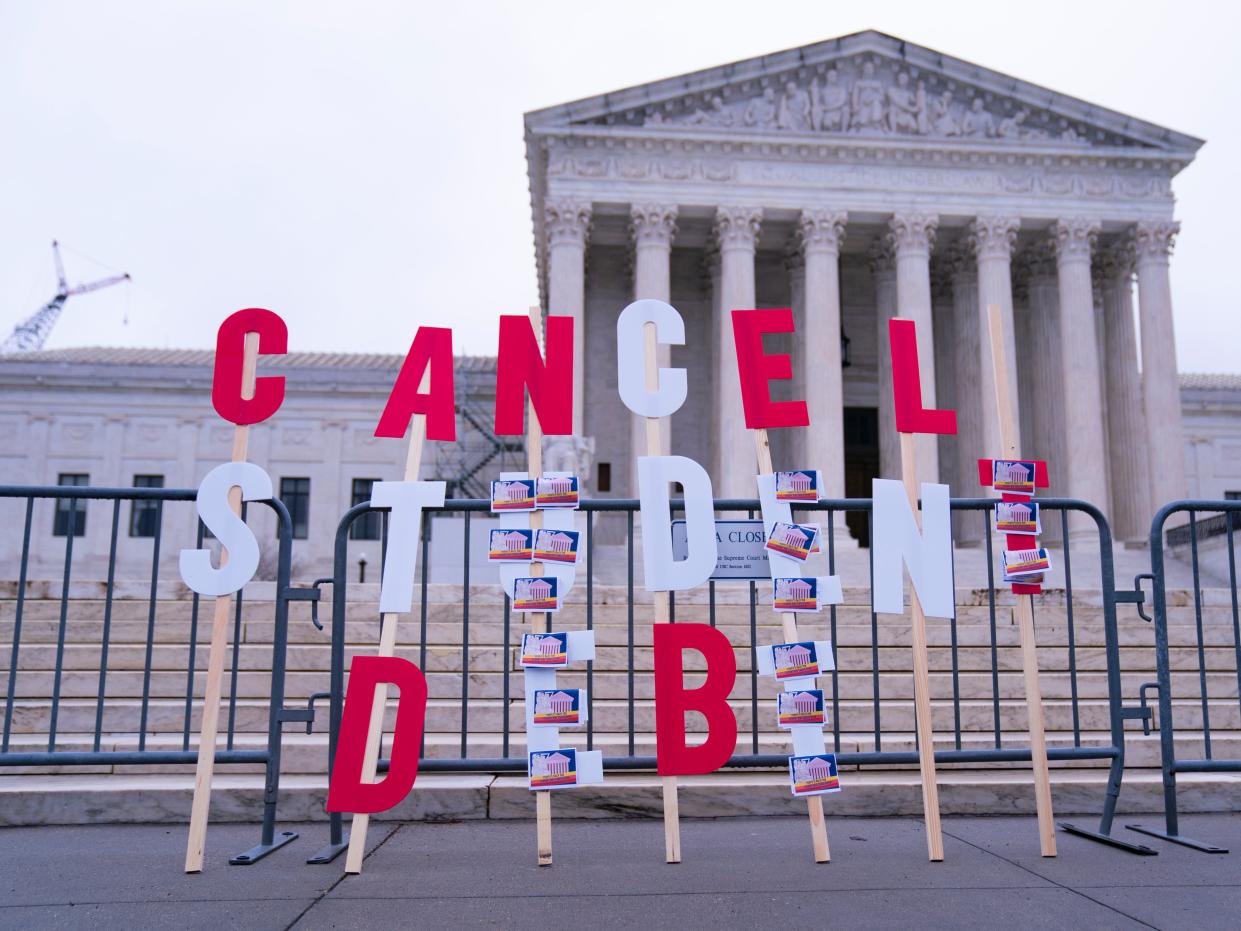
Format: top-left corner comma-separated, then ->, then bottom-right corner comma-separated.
129,474 -> 165,538
596,462 -> 611,493
350,478 -> 381,540
280,477 -> 311,539
54,473 -> 89,537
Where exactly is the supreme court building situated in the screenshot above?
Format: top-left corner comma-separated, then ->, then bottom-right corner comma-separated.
0,30 -> 1233,580
524,30 -> 1202,542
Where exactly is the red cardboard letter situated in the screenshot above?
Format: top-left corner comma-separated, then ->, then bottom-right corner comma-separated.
731,308 -> 809,429
211,308 -> 287,425
889,318 -> 957,435
653,623 -> 738,776
326,656 -> 428,814
494,314 -> 573,435
375,327 -> 456,441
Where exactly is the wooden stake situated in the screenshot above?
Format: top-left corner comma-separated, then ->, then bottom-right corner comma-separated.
750,429 -> 830,863
185,331 -> 259,873
898,430 -> 945,862
641,321 -> 682,864
985,303 -> 1057,857
525,305 -> 555,867
344,365 -> 433,874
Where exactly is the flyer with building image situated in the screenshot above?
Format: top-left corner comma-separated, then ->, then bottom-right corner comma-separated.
789,753 -> 841,796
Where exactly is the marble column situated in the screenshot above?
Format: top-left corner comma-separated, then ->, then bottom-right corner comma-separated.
1132,221 -> 1188,508
970,215 -> 1022,457
797,209 -> 848,507
1022,245 -> 1066,543
544,197 -> 592,435
931,261 -> 956,497
629,203 -> 677,479
869,238 -> 899,480
1051,218 -> 1109,537
714,206 -> 763,498
1098,241 -> 1152,542
947,241 -> 983,541
888,212 -> 940,483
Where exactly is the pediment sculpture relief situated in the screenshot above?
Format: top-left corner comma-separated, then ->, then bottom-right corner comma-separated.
636,57 -> 1127,147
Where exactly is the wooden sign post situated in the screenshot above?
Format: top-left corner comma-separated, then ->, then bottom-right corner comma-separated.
897,429 -> 945,862
185,331 -> 258,873
751,430 -> 831,863
343,368 -> 433,875
642,320 -> 682,864
525,305 -> 555,867
985,302 -> 1057,857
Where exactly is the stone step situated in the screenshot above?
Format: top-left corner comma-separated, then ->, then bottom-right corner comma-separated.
2,768 -> 1239,826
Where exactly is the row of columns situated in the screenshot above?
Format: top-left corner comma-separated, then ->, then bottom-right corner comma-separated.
542,194 -> 1185,541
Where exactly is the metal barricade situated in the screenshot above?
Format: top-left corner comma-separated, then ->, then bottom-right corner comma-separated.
0,485 -> 316,864
1125,500 -> 1241,854
311,494 -> 1151,861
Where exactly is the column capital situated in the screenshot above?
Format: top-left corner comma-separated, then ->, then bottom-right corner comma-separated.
629,203 -> 678,248
544,196 -> 592,249
714,205 -> 762,252
1097,239 -> 1136,284
1018,240 -> 1059,281
1131,220 -> 1180,265
886,212 -> 939,259
1049,217 -> 1101,264
968,215 -> 1020,262
783,246 -> 805,274
796,209 -> 847,256
867,236 -> 895,276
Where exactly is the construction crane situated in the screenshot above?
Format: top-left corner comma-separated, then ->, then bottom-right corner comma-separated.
1,241 -> 130,354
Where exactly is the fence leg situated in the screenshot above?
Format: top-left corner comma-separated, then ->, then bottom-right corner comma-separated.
1125,771 -> 1229,853
308,813 -> 349,865
1058,754 -> 1155,855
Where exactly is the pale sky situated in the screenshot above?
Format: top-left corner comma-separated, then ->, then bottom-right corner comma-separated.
2,1 -> 1238,370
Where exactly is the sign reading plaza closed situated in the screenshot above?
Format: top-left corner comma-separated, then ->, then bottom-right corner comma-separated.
179,299 -> 983,871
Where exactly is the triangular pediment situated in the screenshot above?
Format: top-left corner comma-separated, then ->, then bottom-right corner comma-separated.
525,30 -> 1202,155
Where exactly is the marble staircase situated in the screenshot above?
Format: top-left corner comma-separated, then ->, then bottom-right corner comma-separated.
2,581 -> 1240,825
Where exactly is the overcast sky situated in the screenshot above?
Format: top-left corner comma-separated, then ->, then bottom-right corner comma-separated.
2,1 -> 1237,371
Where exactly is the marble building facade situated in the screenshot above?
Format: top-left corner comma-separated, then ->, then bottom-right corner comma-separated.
523,30 -> 1203,543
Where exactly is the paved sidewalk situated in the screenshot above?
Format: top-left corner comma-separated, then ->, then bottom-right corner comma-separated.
1,814 -> 1239,929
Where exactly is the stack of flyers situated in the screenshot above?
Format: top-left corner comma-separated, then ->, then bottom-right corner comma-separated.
531,688 -> 583,726
519,631 -> 568,667
777,689 -> 826,727
487,528 -> 534,562
992,459 -> 1037,497
995,500 -> 1040,535
1003,548 -> 1052,582
772,577 -> 820,612
528,748 -> 578,789
513,576 -> 560,612
532,528 -> 580,564
775,470 -> 819,502
772,641 -> 822,680
535,475 -> 579,509
490,479 -> 536,512
765,521 -> 821,562
789,753 -> 841,797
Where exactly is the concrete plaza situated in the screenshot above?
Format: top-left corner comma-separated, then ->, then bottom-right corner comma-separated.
1,814 -> 1238,929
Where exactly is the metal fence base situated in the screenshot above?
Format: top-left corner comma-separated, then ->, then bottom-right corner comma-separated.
229,830 -> 299,865
306,834 -> 350,865
1058,821 -> 1158,855
1125,824 -> 1229,853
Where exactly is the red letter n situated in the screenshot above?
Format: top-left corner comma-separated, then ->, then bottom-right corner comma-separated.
493,314 -> 573,436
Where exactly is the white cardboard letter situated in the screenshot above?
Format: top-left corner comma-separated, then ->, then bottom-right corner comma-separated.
616,299 -> 687,417
872,478 -> 955,618
179,462 -> 273,597
372,480 -> 447,614
638,455 -> 717,591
